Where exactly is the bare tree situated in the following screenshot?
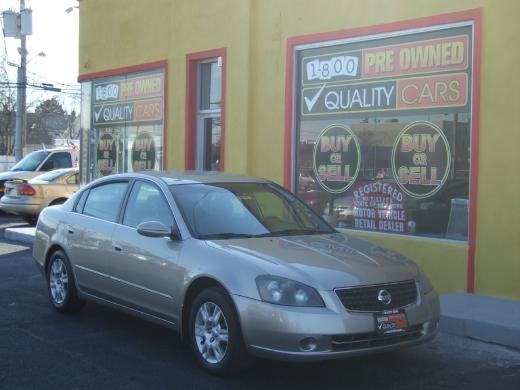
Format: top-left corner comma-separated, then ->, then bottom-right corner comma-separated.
0,56 -> 16,155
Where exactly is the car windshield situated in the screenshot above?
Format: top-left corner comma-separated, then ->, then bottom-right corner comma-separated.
10,150 -> 49,172
170,182 -> 335,239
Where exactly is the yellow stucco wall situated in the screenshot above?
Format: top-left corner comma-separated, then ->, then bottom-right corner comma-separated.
79,0 -> 520,299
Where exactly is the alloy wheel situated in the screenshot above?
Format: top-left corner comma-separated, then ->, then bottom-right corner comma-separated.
194,302 -> 229,364
49,258 -> 69,304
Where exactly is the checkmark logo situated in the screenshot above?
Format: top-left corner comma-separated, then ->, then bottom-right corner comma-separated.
94,105 -> 104,122
304,84 -> 325,112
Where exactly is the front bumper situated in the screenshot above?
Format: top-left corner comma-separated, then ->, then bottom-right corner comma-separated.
233,289 -> 439,362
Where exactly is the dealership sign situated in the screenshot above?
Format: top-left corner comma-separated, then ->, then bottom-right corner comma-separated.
92,70 -> 164,126
300,32 -> 470,117
132,132 -> 156,171
352,181 -> 407,234
391,121 -> 451,198
97,131 -> 117,176
313,125 -> 360,193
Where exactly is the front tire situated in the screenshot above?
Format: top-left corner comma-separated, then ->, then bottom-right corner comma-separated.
188,287 -> 250,375
46,250 -> 85,313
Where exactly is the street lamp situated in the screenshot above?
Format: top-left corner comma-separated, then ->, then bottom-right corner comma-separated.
27,51 -> 46,64
65,6 -> 79,13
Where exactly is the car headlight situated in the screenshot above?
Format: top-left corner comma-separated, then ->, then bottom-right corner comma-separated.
255,275 -> 324,307
417,268 -> 434,294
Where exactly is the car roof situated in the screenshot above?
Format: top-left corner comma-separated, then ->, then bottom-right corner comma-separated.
28,148 -> 75,153
29,168 -> 79,182
105,171 -> 271,186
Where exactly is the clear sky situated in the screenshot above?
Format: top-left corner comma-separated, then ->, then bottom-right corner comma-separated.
2,0 -> 80,113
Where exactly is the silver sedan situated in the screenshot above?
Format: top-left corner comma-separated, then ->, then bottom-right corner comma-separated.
32,172 -> 439,375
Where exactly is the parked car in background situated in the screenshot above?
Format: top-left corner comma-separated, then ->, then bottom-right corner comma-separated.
0,168 -> 79,225
322,192 -> 355,228
0,148 -> 79,199
298,171 -> 317,191
406,179 -> 469,238
33,171 -> 439,375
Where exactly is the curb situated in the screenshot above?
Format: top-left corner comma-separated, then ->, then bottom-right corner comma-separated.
439,293 -> 520,351
440,315 -> 520,350
4,227 -> 35,244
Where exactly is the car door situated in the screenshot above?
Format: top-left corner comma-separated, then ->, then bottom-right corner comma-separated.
40,172 -> 78,206
66,180 -> 130,298
110,180 -> 183,322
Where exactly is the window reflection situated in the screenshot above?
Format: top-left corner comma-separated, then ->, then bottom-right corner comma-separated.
297,115 -> 470,240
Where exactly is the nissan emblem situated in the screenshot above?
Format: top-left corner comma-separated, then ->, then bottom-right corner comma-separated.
377,289 -> 392,305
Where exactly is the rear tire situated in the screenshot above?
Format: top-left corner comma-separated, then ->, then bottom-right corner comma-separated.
49,198 -> 67,206
46,250 -> 85,313
188,287 -> 251,375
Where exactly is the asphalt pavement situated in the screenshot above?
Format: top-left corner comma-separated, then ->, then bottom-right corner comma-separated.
0,225 -> 519,389
5,219 -> 520,351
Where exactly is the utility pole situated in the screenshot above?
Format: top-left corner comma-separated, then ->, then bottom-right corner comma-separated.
14,0 -> 27,162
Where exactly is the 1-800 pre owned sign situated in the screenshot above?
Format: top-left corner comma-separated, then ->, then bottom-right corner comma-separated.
92,70 -> 164,126
300,28 -> 470,117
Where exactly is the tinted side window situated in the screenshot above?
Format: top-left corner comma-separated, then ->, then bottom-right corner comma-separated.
66,173 -> 79,185
83,182 -> 128,222
74,189 -> 89,213
123,181 -> 173,228
40,152 -> 72,171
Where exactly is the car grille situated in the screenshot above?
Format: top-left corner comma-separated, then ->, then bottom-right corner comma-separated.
335,280 -> 417,312
331,324 -> 423,351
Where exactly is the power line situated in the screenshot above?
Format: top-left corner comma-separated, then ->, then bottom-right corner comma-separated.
26,69 -> 80,89
0,81 -> 79,95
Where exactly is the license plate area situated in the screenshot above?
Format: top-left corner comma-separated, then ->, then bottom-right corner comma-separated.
375,309 -> 408,335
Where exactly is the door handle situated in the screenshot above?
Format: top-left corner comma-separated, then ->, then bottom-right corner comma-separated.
114,245 -> 122,252
67,228 -> 74,235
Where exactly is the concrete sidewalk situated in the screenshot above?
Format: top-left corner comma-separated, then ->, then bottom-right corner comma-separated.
3,225 -> 519,351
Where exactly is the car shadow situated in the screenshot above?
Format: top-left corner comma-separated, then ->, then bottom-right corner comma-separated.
56,300 -> 437,389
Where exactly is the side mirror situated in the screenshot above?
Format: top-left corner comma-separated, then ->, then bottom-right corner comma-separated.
136,221 -> 180,240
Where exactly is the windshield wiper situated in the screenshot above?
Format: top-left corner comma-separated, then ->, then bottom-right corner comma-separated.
199,233 -> 257,240
256,229 -> 334,237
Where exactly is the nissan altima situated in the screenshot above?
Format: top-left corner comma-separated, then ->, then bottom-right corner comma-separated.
32,171 -> 439,375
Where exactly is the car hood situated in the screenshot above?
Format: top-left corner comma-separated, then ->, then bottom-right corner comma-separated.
0,171 -> 40,181
208,233 -> 419,291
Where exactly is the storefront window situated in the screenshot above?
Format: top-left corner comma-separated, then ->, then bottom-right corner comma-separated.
186,50 -> 226,172
87,68 -> 165,180
294,24 -> 473,241
197,59 -> 222,171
